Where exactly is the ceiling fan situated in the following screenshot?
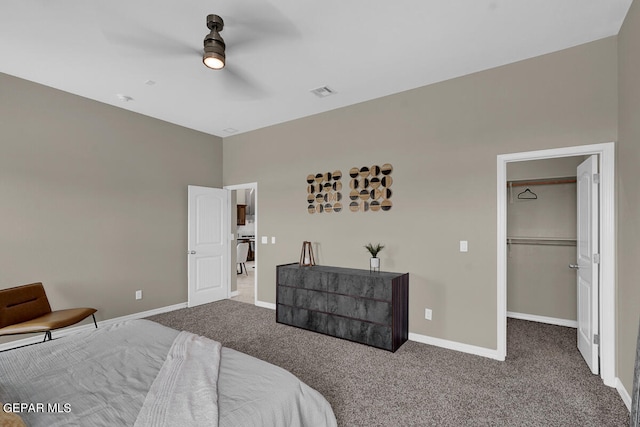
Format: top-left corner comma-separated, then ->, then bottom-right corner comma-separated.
203,14 -> 226,70
98,4 -> 299,98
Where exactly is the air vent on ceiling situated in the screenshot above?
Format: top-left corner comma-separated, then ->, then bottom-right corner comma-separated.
116,94 -> 134,102
310,86 -> 337,98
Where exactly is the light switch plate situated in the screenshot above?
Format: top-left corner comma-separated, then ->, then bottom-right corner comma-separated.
460,240 -> 468,252
261,236 -> 268,244
424,308 -> 432,320
271,236 -> 276,244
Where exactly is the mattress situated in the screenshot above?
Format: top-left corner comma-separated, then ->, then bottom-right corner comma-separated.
0,319 -> 337,426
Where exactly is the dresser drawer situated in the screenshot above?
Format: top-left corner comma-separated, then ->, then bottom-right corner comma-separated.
327,274 -> 392,301
277,304 -> 328,334
326,316 -> 392,351
277,285 -> 327,312
327,293 -> 391,325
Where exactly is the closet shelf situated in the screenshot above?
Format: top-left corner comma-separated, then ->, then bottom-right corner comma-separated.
507,176 -> 576,187
507,236 -> 577,246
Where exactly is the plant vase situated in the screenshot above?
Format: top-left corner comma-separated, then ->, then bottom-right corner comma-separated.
370,256 -> 380,273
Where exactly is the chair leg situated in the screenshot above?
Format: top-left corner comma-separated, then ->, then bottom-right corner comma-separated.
92,313 -> 98,329
242,262 -> 248,276
43,331 -> 52,342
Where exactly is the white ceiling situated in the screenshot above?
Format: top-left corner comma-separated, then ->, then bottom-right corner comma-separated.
0,1 -> 632,138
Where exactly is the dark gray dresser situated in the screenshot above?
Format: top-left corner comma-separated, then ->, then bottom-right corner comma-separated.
276,263 -> 409,352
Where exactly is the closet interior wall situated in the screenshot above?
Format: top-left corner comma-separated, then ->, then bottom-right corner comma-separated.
506,157 -> 586,324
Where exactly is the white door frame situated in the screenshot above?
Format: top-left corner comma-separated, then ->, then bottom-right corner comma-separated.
224,182 -> 258,305
496,142 -> 615,386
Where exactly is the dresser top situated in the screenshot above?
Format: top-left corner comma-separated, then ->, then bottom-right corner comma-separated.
277,263 -> 407,280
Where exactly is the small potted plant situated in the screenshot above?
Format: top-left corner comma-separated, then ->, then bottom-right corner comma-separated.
364,243 -> 384,272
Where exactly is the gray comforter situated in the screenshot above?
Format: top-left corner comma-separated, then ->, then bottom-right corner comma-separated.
0,320 -> 337,427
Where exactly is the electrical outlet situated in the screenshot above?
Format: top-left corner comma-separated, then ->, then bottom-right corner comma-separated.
135,290 -> 142,300
424,308 -> 432,320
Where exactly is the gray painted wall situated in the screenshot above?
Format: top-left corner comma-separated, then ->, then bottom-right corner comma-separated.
618,0 -> 640,396
0,73 -> 222,342
223,37 -> 617,351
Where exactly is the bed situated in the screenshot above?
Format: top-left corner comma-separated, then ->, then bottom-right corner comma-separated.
0,319 -> 337,427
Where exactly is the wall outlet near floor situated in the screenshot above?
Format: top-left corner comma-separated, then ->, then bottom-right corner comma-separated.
424,308 -> 432,320
135,290 -> 142,300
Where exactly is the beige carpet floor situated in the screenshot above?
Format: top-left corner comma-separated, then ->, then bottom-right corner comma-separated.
147,300 -> 629,427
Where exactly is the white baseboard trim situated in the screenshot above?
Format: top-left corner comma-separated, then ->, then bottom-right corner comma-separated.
507,311 -> 578,328
230,291 -> 239,298
409,332 -> 504,361
234,300 -> 501,361
0,302 -> 187,352
101,303 -> 188,325
616,377 -> 632,411
255,300 -> 276,310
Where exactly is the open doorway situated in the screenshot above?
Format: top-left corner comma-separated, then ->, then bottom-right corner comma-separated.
497,142 -> 615,387
225,182 -> 257,305
506,156 -> 583,330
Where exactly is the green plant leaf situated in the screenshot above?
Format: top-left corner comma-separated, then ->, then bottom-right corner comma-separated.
364,243 -> 385,257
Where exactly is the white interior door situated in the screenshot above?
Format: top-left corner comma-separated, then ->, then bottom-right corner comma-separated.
188,185 -> 229,307
575,156 -> 599,374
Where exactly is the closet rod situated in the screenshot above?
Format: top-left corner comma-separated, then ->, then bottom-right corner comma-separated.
507,237 -> 576,247
507,176 -> 576,187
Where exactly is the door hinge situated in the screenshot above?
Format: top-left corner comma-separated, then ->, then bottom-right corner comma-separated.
593,253 -> 601,264
593,334 -> 600,345
593,173 -> 600,184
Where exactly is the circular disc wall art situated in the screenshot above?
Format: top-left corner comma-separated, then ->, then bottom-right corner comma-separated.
348,163 -> 393,212
307,170 -> 342,214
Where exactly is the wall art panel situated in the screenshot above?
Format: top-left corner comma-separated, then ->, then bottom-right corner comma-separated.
348,163 -> 393,212
306,170 -> 342,214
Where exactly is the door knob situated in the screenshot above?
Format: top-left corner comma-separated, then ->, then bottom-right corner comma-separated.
188,251 -> 196,255
569,264 -> 579,270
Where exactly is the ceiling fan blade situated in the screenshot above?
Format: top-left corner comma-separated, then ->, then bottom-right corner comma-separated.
223,32 -> 257,53
102,27 -> 199,57
219,65 -> 268,100
98,3 -> 200,58
224,2 -> 299,35
220,3 -> 301,54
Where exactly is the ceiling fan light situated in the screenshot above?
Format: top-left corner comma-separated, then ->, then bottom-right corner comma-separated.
203,52 -> 225,70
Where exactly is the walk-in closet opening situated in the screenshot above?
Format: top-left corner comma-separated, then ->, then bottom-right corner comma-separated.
506,153 -> 603,376
497,142 -> 616,387
506,156 -> 584,329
